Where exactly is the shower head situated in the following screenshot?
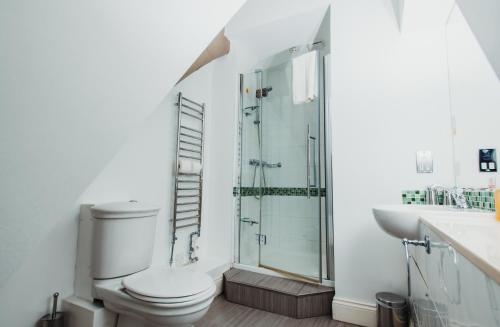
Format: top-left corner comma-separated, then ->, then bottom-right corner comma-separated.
256,87 -> 272,98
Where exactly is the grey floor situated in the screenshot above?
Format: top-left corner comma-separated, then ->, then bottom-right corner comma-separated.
196,296 -> 361,327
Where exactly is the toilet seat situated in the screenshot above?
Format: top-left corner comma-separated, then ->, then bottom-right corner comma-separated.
122,267 -> 214,301
93,268 -> 216,326
125,284 -> 216,304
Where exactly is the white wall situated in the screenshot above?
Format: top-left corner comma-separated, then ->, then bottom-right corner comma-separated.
446,5 -> 500,188
78,63 -> 216,269
330,0 -> 454,308
0,0 -> 245,325
202,55 -> 241,264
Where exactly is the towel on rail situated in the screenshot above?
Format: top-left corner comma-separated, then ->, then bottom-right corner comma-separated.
178,159 -> 202,175
292,50 -> 318,105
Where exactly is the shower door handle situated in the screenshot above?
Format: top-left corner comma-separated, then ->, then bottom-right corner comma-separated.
306,124 -> 317,199
307,125 -> 311,198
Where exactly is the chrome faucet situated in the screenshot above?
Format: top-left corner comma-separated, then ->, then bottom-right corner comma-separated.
426,185 -> 447,205
426,185 -> 470,209
449,187 -> 470,209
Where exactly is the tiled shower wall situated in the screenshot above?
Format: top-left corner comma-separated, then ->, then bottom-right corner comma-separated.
260,61 -> 319,188
237,61 -> 325,278
401,189 -> 495,211
237,191 -> 324,277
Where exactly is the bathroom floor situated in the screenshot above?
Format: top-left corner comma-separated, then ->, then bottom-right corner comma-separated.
196,296 -> 360,327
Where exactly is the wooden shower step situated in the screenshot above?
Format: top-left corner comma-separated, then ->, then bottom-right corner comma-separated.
223,268 -> 334,319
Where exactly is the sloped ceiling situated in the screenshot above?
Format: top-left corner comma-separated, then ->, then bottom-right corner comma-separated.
0,0 -> 245,322
225,0 -> 330,66
456,0 -> 500,79
226,0 -> 330,37
178,29 -> 231,83
391,0 -> 404,30
392,0 -> 455,33
390,0 -> 500,78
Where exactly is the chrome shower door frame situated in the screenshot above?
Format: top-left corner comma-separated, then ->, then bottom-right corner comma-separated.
235,50 -> 334,284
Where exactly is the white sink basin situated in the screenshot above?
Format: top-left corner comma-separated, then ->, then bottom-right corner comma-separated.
372,205 -> 485,240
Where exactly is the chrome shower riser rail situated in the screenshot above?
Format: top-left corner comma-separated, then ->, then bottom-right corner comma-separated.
170,92 -> 205,266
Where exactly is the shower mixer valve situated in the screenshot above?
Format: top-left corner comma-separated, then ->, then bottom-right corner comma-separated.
241,217 -> 259,226
249,159 -> 282,168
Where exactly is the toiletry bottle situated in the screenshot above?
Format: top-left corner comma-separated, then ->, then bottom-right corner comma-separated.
495,189 -> 500,221
488,177 -> 497,190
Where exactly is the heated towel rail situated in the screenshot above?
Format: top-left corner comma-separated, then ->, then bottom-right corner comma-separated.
169,92 -> 205,265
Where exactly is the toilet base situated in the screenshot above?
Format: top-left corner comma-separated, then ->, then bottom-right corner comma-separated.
105,300 -> 211,327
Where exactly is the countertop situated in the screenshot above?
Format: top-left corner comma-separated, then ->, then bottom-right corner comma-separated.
420,212 -> 500,284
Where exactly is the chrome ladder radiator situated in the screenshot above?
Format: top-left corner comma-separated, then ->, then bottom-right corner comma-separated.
169,92 -> 205,266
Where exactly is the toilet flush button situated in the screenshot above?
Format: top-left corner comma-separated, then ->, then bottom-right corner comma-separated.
416,150 -> 433,173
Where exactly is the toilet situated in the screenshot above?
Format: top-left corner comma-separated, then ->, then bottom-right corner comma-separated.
90,201 -> 216,327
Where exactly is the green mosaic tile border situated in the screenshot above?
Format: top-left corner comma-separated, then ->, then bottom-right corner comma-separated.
402,190 -> 428,205
402,189 -> 495,211
464,190 -> 495,211
233,187 -> 326,197
402,190 -> 445,205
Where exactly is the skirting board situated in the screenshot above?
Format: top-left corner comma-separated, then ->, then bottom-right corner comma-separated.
332,297 -> 377,327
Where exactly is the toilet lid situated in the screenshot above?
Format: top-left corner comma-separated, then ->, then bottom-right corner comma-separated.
122,267 -> 214,298
91,201 -> 160,219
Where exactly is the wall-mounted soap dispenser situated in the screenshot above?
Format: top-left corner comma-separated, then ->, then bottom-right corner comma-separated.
479,149 -> 497,172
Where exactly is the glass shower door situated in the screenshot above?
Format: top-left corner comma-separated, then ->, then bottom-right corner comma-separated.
237,48 -> 322,282
257,57 -> 322,281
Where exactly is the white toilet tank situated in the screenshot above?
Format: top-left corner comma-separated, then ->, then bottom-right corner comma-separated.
90,201 -> 160,279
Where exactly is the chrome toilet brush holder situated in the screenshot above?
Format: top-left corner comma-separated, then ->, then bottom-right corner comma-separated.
39,292 -> 64,327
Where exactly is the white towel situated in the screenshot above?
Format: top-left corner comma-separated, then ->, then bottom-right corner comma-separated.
178,159 -> 202,174
191,161 -> 202,174
292,50 -> 318,105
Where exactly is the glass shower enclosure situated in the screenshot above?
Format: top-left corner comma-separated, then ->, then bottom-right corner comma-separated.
236,45 -> 326,282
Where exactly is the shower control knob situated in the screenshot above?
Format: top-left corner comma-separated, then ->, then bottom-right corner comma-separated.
241,217 -> 259,225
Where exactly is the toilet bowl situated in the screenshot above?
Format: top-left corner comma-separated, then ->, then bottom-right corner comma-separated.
89,201 -> 216,326
94,267 -> 216,327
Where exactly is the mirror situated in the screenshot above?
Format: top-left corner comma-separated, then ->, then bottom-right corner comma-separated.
446,2 -> 500,188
